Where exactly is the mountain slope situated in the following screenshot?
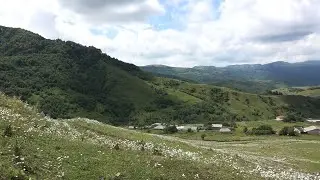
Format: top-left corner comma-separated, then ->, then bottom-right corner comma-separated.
0,25 -> 160,124
141,61 -> 320,93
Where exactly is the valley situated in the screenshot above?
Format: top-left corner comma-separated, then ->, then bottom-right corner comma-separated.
1,25 -> 320,180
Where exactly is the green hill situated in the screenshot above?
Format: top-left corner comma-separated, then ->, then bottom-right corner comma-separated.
0,25 -> 161,124
1,25 -> 320,126
272,86 -> 320,97
1,93 -> 320,179
144,77 -> 320,124
141,61 -> 320,93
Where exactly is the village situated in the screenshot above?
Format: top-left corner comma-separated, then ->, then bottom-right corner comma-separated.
128,117 -> 320,136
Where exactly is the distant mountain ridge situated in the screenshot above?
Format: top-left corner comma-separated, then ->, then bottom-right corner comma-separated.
141,60 -> 320,93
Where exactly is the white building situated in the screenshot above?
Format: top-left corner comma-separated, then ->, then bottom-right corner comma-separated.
304,126 -> 320,135
212,124 -> 223,128
220,128 -> 232,133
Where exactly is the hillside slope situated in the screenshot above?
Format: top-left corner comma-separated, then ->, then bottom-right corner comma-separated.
143,77 -> 320,125
141,61 -> 320,93
1,93 -> 319,180
272,86 -> 320,97
0,25 -> 161,124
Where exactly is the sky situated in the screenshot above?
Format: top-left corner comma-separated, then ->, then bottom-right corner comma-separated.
0,0 -> 320,67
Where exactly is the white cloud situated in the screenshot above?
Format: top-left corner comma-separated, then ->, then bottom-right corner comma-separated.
0,0 -> 319,67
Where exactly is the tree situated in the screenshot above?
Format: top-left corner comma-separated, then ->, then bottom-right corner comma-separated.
201,134 -> 206,141
283,113 -> 305,122
164,125 -> 178,134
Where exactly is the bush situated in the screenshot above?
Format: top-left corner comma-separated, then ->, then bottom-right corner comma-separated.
187,128 -> 193,133
164,125 -> 178,134
279,126 -> 300,136
201,134 -> 206,141
251,125 -> 275,135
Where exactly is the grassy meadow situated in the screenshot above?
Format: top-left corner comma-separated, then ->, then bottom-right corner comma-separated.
1,93 -> 320,179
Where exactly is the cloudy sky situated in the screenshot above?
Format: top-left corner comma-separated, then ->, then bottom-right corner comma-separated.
0,0 -> 319,67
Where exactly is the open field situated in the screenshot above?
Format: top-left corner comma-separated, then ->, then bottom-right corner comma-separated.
1,93 -> 320,179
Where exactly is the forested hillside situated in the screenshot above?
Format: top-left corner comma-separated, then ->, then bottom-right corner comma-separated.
1,25 -> 320,126
0,25 -> 160,124
141,61 -> 320,93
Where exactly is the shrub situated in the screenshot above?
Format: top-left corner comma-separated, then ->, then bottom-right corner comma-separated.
279,127 -> 289,136
251,125 -> 275,135
187,128 -> 193,133
279,126 -> 300,136
201,134 -> 206,141
164,125 -> 178,134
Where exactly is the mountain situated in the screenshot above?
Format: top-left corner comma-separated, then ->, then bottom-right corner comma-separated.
1,25 -> 320,125
0,25 -> 159,124
141,61 -> 320,93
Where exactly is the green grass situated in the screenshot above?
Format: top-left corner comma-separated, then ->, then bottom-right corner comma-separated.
166,88 -> 202,104
273,86 -> 320,97
0,93 -> 262,180
2,93 -> 320,179
165,120 -> 320,174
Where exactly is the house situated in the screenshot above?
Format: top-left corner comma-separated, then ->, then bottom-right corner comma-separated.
275,116 -> 284,121
151,123 -> 166,130
177,126 -> 185,131
304,126 -> 320,135
220,128 -> 232,133
177,125 -> 198,132
212,124 -> 223,130
153,124 -> 165,130
307,119 -> 320,123
128,126 -> 135,129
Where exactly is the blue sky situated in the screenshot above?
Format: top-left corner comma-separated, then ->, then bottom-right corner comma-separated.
1,0 -> 320,67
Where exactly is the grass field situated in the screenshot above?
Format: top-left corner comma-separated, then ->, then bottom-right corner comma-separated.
168,120 -> 320,174
1,93 -> 320,179
273,86 -> 320,97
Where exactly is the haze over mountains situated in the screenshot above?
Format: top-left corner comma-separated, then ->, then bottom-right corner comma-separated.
141,61 -> 320,93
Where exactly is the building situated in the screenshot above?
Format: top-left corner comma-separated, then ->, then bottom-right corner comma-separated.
212,124 -> 223,129
151,123 -> 166,130
304,126 -> 320,135
275,116 -> 284,121
307,119 -> 320,123
220,128 -> 232,133
177,125 -> 198,132
153,124 -> 165,130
